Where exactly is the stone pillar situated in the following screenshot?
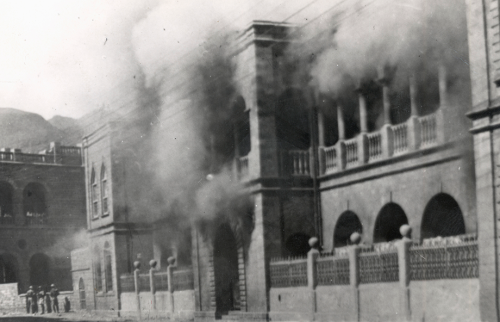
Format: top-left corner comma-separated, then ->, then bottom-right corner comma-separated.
358,91 -> 368,134
149,260 -> 157,312
337,103 -> 346,141
317,110 -> 326,147
167,256 -> 176,315
133,261 -> 141,320
409,76 -> 418,117
437,65 -> 447,143
349,233 -> 361,322
307,238 -> 320,320
337,141 -> 346,170
381,125 -> 394,158
378,66 -> 392,126
397,225 -> 412,321
358,134 -> 368,165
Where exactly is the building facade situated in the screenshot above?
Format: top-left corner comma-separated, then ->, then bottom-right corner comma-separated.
0,142 -> 85,293
71,0 -> 500,320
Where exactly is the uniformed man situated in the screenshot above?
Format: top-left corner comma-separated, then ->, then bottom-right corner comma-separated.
38,286 -> 45,314
26,286 -> 34,314
49,284 -> 59,313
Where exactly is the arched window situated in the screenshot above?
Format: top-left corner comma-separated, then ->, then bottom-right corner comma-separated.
104,242 -> 112,292
0,182 -> 14,225
100,165 -> 109,216
373,203 -> 409,243
91,167 -> 98,218
93,246 -> 102,293
334,211 -> 363,248
23,183 -> 47,225
421,193 -> 465,240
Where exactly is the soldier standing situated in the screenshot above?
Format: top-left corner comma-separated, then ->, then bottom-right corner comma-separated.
37,286 -> 45,314
26,286 -> 35,314
49,284 -> 59,313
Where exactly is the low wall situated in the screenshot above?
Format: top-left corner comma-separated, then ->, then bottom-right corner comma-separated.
120,290 -> 195,319
0,283 -> 24,313
268,279 -> 479,321
410,279 -> 480,322
359,283 -> 401,322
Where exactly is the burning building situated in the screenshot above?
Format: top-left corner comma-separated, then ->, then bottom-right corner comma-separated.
69,0 -> 500,320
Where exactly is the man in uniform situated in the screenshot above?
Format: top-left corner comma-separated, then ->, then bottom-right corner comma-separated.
37,286 -> 45,314
49,284 -> 59,313
26,286 -> 35,314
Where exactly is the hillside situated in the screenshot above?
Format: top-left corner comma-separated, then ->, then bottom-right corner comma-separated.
0,108 -> 82,153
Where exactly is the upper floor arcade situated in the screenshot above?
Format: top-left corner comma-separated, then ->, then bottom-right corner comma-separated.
229,21 -> 471,184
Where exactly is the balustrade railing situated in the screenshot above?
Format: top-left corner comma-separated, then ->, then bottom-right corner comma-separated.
367,132 -> 382,161
269,257 -> 308,288
282,150 -> 310,177
60,146 -> 82,155
391,123 -> 408,154
345,139 -> 358,167
0,152 -> 13,161
15,153 -> 50,164
323,146 -> 337,174
419,113 -> 438,147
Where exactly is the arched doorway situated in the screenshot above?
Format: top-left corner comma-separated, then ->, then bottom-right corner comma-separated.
79,278 -> 86,310
421,193 -> 465,240
334,211 -> 363,247
374,203 -> 409,243
213,223 -> 240,314
29,253 -> 50,287
0,254 -> 17,284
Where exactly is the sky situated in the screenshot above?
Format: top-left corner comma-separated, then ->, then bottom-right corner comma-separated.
0,0 -> 337,120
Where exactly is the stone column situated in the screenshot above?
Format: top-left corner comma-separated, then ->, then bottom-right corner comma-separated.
407,76 -> 421,150
133,261 -> 141,320
167,256 -> 176,315
349,233 -> 361,322
377,66 -> 392,126
397,225 -> 412,321
409,76 -> 418,117
357,90 -> 368,134
437,64 -> 447,143
149,260 -> 157,312
337,103 -> 346,141
307,237 -> 320,320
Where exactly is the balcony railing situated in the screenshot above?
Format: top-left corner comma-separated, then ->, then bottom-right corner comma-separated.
391,123 -> 408,155
367,132 -> 382,161
319,111 -> 443,176
345,138 -> 358,167
0,144 -> 81,166
419,114 -> 438,147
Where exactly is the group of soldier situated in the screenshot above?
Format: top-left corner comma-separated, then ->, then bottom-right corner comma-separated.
25,284 -> 59,315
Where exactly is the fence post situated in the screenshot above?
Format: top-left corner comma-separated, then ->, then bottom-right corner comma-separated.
167,256 -> 176,316
349,233 -> 361,322
397,225 -> 412,321
149,260 -> 157,313
133,261 -> 141,320
307,237 -> 320,320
